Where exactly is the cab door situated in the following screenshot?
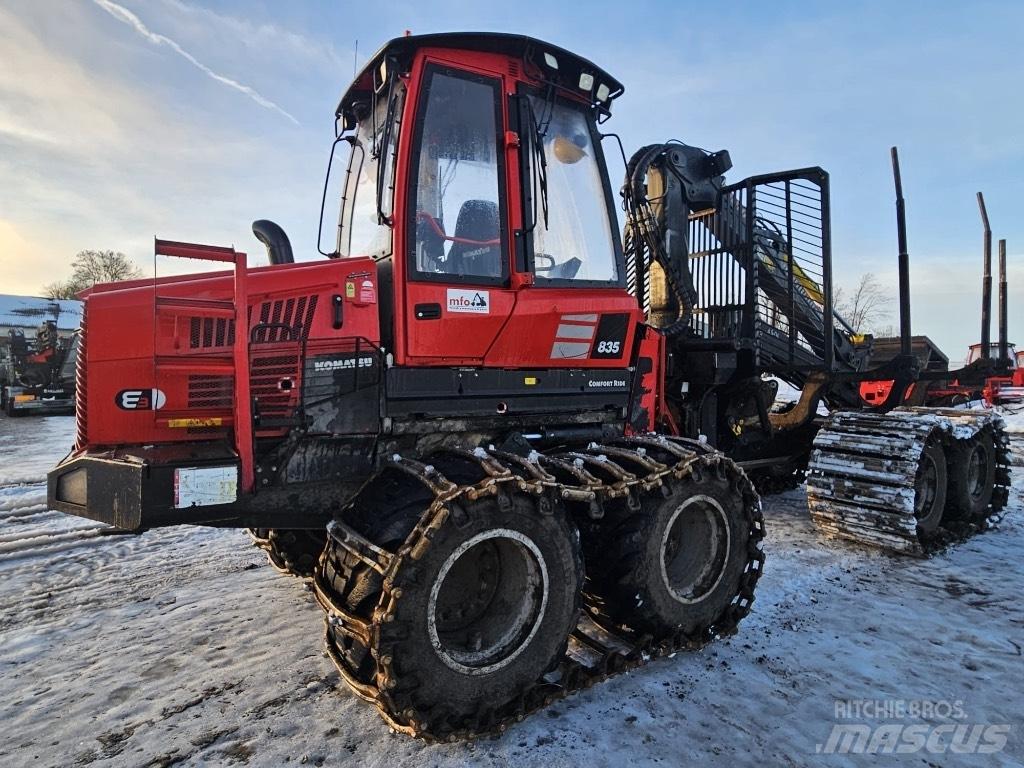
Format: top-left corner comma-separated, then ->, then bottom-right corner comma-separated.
402,61 -> 516,364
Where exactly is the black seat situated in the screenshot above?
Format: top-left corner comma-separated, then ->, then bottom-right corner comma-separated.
446,200 -> 500,278
8,331 -> 29,357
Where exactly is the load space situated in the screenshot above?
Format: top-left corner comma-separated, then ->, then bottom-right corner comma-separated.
44,31 -> 1013,740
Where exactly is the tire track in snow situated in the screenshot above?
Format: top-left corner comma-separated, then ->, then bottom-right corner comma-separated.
0,527 -> 109,568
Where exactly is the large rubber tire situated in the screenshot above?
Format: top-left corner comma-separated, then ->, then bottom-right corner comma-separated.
913,440 -> 948,536
249,528 -> 325,577
946,431 -> 996,522
320,496 -> 427,685
583,458 -> 756,638
376,493 -> 581,733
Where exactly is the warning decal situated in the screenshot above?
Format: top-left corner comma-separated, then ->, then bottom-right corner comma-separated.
173,465 -> 238,508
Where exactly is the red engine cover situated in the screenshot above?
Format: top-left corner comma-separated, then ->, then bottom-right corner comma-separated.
81,258 -> 380,448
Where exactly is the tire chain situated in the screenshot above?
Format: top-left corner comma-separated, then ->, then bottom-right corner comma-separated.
248,528 -> 323,578
310,435 -> 764,742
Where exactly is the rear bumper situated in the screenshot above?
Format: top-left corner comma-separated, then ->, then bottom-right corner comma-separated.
47,443 -> 241,531
47,442 -> 340,531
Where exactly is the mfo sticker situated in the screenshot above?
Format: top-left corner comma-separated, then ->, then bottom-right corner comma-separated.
115,388 -> 166,410
446,288 -> 490,314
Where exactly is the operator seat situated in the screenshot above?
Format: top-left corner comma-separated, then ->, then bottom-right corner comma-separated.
8,331 -> 29,357
446,199 -> 500,278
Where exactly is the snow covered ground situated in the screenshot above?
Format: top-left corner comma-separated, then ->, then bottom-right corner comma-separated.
1,414 -> 1022,767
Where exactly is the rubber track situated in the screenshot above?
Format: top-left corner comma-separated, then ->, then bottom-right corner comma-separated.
311,435 -> 764,742
806,407 -> 1011,555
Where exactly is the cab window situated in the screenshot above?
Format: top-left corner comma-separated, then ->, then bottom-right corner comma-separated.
408,66 -> 507,283
339,85 -> 404,259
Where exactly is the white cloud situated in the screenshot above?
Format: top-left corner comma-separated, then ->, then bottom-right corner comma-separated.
157,0 -> 348,71
90,0 -> 299,125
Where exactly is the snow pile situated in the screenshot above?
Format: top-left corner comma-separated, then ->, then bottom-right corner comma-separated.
999,407 -> 1024,434
0,414 -> 1022,766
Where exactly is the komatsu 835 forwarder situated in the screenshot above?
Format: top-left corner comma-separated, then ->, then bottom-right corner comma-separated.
48,33 -> 1011,740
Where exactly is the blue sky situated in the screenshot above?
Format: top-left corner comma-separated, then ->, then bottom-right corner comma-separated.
0,0 -> 1021,361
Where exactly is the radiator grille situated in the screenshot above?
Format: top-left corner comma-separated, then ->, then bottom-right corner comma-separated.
251,296 -> 318,343
250,350 -> 301,421
187,295 -> 318,349
187,374 -> 234,409
189,317 -> 234,349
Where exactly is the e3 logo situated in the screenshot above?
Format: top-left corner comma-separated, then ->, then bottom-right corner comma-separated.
115,389 -> 167,410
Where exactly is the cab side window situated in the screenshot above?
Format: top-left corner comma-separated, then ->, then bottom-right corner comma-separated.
409,67 -> 507,283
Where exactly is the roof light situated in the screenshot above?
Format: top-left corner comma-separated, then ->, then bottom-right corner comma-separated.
578,73 -> 594,91
596,83 -> 610,102
543,52 -> 559,70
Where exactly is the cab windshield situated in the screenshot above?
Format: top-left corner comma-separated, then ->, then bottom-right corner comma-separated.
529,96 -> 619,284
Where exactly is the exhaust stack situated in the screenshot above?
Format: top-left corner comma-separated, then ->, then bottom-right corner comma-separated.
998,238 -> 1008,363
977,192 -> 992,359
252,220 -> 295,265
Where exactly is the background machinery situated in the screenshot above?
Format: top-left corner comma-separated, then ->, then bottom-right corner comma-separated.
859,193 -> 1019,408
48,33 -> 1011,739
1,320 -> 76,416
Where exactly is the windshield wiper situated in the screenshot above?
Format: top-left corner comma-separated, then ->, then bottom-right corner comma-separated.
526,96 -> 550,231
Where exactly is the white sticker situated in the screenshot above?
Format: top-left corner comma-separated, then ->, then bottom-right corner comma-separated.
446,288 -> 490,314
173,466 -> 238,508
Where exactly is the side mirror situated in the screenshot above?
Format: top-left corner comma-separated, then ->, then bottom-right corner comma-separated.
317,135 -> 356,258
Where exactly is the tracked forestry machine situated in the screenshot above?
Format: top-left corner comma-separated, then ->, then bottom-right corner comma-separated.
2,320 -> 76,416
48,33 -> 1011,739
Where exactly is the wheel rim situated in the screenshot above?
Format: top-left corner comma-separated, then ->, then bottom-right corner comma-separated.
914,450 -> 941,526
660,495 -> 731,604
428,529 -> 548,675
966,442 -> 988,501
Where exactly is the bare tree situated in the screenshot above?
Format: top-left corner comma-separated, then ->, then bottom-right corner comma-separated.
834,272 -> 892,334
43,250 -> 143,299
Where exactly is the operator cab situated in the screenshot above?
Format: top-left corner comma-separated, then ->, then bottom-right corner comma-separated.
966,342 -> 1018,367
330,33 -> 640,367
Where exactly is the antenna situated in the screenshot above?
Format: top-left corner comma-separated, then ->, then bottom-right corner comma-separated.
353,40 -> 358,78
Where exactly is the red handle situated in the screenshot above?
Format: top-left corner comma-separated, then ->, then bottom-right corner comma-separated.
417,211 -> 499,247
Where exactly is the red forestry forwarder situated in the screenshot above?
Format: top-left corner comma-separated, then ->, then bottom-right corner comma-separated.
48,34 -> 1011,739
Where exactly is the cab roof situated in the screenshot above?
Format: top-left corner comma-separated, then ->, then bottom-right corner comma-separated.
336,32 -> 625,122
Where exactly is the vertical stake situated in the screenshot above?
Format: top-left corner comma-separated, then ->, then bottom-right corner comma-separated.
891,147 -> 911,356
977,192 -> 992,359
